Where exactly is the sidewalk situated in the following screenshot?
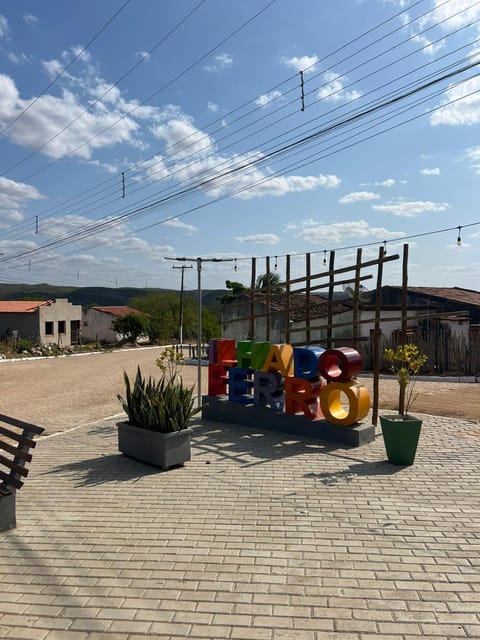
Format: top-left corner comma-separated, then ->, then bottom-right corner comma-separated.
1,413 -> 479,639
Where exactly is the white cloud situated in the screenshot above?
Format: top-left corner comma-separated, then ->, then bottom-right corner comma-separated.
146,109 -> 341,200
0,66 -> 164,160
23,13 -> 39,25
136,51 -> 151,62
41,58 -> 66,79
420,167 -> 440,175
431,76 -> 480,126
163,218 -> 198,232
317,71 -> 362,103
463,145 -> 480,173
420,0 -> 480,31
204,53 -> 233,72
281,55 -> 319,74
293,219 -> 405,244
0,14 -> 8,38
360,178 -> 396,188
235,173 -> 341,200
372,198 -> 449,217
208,102 -> 219,112
339,191 -> 380,204
396,1 -> 480,57
7,52 -> 31,65
235,234 -> 280,245
410,33 -> 444,57
0,176 -> 44,225
151,116 -> 214,159
255,90 -> 282,108
140,154 -> 170,181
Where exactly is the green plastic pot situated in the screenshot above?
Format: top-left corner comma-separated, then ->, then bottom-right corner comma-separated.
379,415 -> 422,465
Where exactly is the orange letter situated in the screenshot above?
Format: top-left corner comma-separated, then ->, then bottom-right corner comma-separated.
261,344 -> 294,378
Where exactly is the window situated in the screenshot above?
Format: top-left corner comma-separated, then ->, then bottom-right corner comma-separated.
45,321 -> 54,336
58,320 -> 66,334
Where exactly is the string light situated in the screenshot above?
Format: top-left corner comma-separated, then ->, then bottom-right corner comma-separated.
456,226 -> 462,247
219,220 -> 480,267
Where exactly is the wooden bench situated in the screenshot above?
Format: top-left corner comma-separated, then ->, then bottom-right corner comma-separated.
0,414 -> 44,532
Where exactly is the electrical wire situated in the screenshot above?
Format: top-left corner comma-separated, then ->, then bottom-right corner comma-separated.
0,0 -> 131,138
2,0 -> 277,181
1,58 -> 478,266
0,0 -> 453,237
5,9 -> 479,248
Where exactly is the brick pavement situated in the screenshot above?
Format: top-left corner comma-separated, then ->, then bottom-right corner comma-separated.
1,413 -> 479,639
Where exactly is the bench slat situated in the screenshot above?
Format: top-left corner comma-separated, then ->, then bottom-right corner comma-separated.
0,440 -> 32,462
0,425 -> 37,449
0,469 -> 23,489
0,414 -> 44,436
0,453 -> 29,478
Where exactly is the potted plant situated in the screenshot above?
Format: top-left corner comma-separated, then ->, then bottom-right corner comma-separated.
117,348 -> 199,469
380,344 -> 428,465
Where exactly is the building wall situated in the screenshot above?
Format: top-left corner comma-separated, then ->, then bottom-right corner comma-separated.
221,301 -> 286,343
82,308 -> 119,343
38,299 -> 82,346
0,299 -> 82,346
0,312 -> 39,341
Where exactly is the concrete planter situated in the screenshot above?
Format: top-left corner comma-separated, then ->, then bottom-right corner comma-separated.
380,415 -> 422,465
117,422 -> 192,470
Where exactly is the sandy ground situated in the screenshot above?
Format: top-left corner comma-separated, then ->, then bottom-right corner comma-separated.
0,345 -> 478,435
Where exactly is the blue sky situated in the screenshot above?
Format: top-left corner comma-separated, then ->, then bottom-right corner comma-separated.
0,0 -> 479,292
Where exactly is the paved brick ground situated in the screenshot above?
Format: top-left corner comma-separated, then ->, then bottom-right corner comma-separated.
1,413 -> 479,639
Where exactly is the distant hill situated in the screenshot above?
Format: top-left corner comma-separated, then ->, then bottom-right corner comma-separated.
0,283 -> 227,311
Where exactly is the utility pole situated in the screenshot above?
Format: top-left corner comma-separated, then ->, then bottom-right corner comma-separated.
165,256 -> 233,407
172,264 -> 192,356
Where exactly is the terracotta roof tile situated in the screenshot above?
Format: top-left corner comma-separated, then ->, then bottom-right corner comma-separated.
0,301 -> 46,313
91,306 -> 146,317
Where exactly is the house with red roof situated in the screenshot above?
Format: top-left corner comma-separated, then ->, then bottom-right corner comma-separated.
82,306 -> 147,343
0,299 -> 82,347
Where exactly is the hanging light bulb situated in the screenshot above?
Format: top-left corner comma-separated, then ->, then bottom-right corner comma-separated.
274,256 -> 278,270
383,240 -> 387,255
234,258 -> 238,272
456,226 -> 462,247
323,250 -> 327,266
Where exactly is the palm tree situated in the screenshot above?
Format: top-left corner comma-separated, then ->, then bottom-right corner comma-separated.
255,272 -> 284,294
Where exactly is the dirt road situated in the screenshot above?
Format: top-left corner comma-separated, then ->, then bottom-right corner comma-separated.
0,346 -> 478,435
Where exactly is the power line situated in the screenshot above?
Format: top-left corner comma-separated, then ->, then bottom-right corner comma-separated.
0,0 -> 131,138
0,0 -> 455,238
3,0 -> 277,182
1,56 -> 478,265
0,0 -> 207,177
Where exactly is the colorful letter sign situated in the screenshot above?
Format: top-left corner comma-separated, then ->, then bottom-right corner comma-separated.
208,339 -> 370,427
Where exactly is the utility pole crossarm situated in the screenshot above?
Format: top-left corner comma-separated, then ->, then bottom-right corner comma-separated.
165,256 -> 234,408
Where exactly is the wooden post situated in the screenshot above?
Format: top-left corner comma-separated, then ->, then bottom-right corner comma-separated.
353,248 -> 362,348
265,256 -> 271,342
286,254 -> 291,343
249,257 -> 256,340
327,251 -> 335,348
372,246 -> 385,426
399,243 -> 409,415
306,253 -> 311,344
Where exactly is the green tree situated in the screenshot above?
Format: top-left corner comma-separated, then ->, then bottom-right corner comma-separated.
128,292 -> 220,343
112,313 -> 147,343
218,280 -> 247,304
